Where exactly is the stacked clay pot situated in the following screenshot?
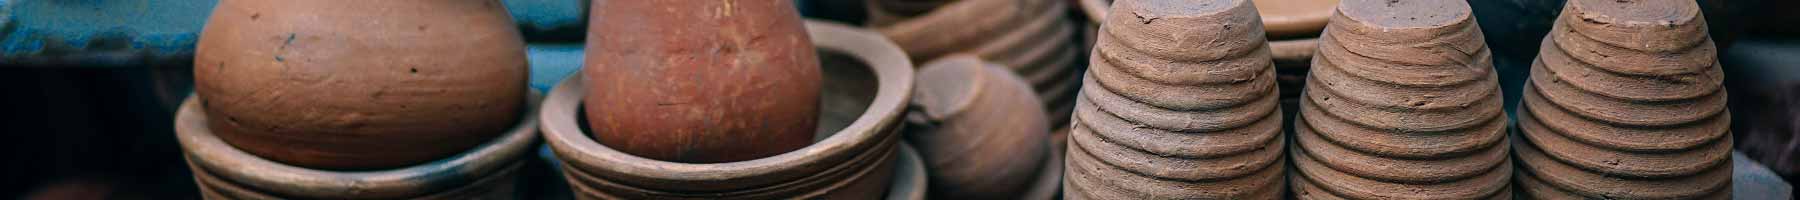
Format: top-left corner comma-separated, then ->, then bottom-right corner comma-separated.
1514,0 -> 1733,199
1064,0 -> 1286,198
192,0 -> 528,170
582,0 -> 821,164
1290,0 -> 1513,199
866,0 -> 1083,128
182,1 -> 538,198
906,55 -> 1062,199
543,20 -> 923,199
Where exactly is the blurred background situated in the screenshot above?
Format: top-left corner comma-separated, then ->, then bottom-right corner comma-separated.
0,0 -> 1793,199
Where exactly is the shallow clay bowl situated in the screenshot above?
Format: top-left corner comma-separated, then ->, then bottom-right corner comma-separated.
543,20 -> 915,197
886,143 -> 930,200
175,91 -> 543,199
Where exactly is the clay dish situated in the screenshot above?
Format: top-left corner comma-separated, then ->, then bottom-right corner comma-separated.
176,92 -> 541,199
907,55 -> 1050,199
1511,133 -> 1732,199
1518,86 -> 1732,178
1296,96 -> 1507,158
1074,91 -> 1284,159
1065,123 -> 1286,199
873,0 -> 1045,62
1516,73 -> 1730,152
1290,143 -> 1512,200
1252,0 -> 1337,38
544,20 -> 915,199
1088,46 -> 1278,111
1293,118 -> 1508,183
193,0 -> 528,170
1082,69 -> 1281,132
1101,0 -> 1267,62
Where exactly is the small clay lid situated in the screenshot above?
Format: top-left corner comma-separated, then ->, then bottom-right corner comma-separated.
1253,0 -> 1338,39
1563,0 -> 1706,53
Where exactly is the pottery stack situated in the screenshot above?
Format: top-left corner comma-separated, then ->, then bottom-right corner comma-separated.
1513,0 -> 1733,199
181,0 -> 538,199
866,0 -> 1083,128
1064,0 -> 1285,199
905,55 -> 1063,199
1289,0 -> 1512,199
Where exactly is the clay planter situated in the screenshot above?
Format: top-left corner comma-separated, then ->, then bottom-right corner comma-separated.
175,92 -> 542,199
1289,0 -> 1513,198
582,0 -> 822,164
867,0 -> 1083,129
1064,0 -> 1286,198
906,55 -> 1058,199
1513,0 -> 1732,198
192,0 -> 529,170
544,20 -> 920,199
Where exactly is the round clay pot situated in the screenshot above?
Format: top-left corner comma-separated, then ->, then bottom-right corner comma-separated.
906,55 -> 1051,199
192,0 -> 528,170
544,20 -> 916,199
869,0 -> 1081,130
582,0 -> 822,164
175,91 -> 542,199
1512,0 -> 1733,198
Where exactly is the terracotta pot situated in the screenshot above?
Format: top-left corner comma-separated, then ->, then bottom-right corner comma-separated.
906,55 -> 1051,199
175,91 -> 542,199
192,0 -> 528,170
582,0 -> 823,164
1512,0 -> 1732,198
1290,0 -> 1513,197
1065,0 -> 1287,198
544,20 -> 917,199
868,0 -> 1082,129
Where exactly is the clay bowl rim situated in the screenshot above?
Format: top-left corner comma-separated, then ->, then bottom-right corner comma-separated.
886,142 -> 930,200
541,19 -> 915,188
174,90 -> 544,199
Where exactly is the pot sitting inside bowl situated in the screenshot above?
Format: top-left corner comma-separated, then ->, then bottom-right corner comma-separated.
544,20 -> 922,199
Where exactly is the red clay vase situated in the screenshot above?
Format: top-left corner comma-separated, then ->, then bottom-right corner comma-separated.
582,0 -> 823,163
193,0 -> 528,170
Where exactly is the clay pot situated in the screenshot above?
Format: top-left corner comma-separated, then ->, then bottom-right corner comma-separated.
544,20 -> 918,199
192,0 -> 528,170
1064,0 -> 1286,198
1289,0 -> 1512,198
582,0 -> 822,163
905,55 -> 1053,199
867,0 -> 1083,129
1512,0 -> 1732,198
175,91 -> 542,199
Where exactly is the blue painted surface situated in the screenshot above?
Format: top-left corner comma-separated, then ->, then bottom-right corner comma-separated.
0,0 -> 589,67
526,43 -> 584,92
0,0 -> 215,66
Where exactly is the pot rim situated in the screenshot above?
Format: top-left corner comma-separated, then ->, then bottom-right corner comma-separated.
175,90 -> 544,199
542,19 -> 915,190
885,143 -> 930,200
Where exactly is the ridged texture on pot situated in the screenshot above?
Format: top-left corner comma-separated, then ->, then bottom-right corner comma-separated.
1064,0 -> 1285,199
1514,0 -> 1733,199
174,92 -> 542,200
905,55 -> 1051,199
544,20 -> 914,200
866,0 -> 1083,129
192,0 -> 527,170
582,0 -> 822,163
1290,1 -> 1512,199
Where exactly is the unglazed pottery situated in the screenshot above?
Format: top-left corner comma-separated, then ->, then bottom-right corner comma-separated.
583,0 -> 822,163
867,0 -> 1082,128
906,55 -> 1050,199
543,20 -> 917,199
175,92 -> 542,199
1290,0 -> 1512,199
1513,0 -> 1733,198
193,0 -> 528,170
1064,0 -> 1285,198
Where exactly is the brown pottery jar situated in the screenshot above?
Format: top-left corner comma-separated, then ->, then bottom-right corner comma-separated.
193,0 -> 529,170
582,0 -> 823,163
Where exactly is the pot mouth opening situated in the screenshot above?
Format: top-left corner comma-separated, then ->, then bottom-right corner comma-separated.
175,90 -> 545,199
542,20 -> 916,192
